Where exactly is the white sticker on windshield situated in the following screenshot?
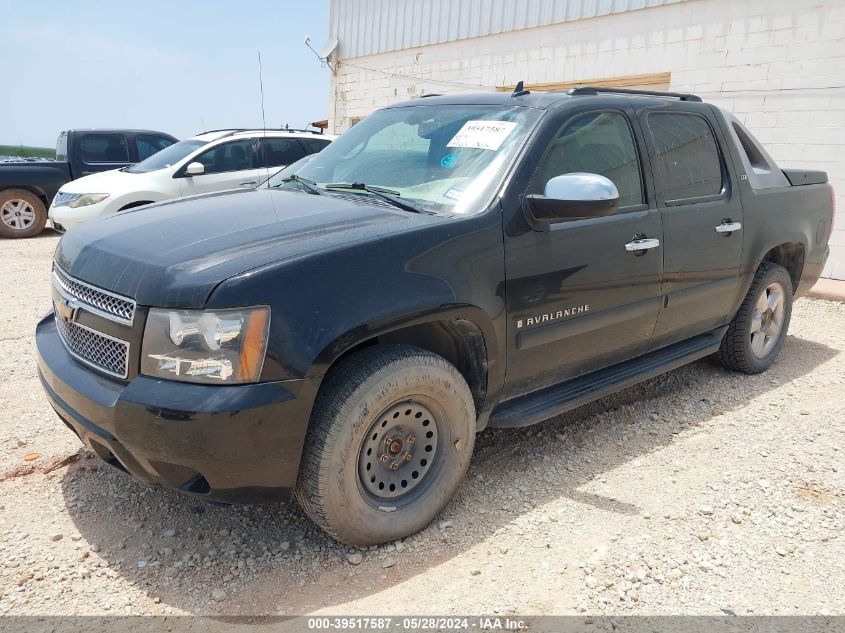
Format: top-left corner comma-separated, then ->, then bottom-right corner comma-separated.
444,187 -> 463,201
447,120 -> 517,151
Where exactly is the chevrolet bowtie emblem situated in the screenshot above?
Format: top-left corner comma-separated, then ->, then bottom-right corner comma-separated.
55,296 -> 80,323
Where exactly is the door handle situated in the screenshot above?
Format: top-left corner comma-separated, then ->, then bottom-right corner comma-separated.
715,221 -> 742,234
239,180 -> 258,186
625,237 -> 660,252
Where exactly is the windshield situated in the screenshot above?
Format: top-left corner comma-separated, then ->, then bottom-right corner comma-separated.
126,139 -> 207,173
265,154 -> 315,186
274,105 -> 540,215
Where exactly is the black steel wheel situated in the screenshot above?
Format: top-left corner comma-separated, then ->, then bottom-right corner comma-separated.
296,345 -> 476,545
357,400 -> 440,505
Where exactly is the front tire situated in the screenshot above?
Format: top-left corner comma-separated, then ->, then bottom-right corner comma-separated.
0,189 -> 47,238
718,262 -> 793,374
296,345 -> 476,545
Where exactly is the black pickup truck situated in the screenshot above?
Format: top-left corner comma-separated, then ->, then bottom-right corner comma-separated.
36,87 -> 833,545
0,129 -> 176,238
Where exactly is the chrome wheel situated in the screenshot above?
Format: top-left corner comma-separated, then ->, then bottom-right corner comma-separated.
750,281 -> 786,358
0,198 -> 36,231
358,400 -> 439,501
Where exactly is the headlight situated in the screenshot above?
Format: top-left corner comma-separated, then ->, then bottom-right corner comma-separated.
141,307 -> 270,384
68,193 -> 110,208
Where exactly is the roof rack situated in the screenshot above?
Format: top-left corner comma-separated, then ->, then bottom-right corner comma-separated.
275,127 -> 325,135
196,129 -> 245,136
568,86 -> 702,102
196,127 -> 325,137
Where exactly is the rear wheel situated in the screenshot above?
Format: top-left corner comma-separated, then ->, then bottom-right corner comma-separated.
296,345 -> 476,545
718,262 -> 793,374
0,189 -> 47,238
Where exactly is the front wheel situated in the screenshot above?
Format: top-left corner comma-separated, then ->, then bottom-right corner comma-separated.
718,262 -> 793,374
296,345 -> 476,545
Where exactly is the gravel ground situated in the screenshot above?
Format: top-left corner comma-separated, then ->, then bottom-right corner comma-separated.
0,233 -> 843,617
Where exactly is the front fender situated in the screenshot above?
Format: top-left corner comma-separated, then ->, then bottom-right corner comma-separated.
309,303 -> 498,374
207,210 -> 508,391
110,191 -> 173,213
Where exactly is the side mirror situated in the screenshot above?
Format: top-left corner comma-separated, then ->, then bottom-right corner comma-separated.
524,172 -> 619,224
185,162 -> 205,176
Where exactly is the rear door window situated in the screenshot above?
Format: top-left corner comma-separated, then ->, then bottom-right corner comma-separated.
647,112 -> 723,202
136,135 -> 175,161
258,138 -> 307,168
299,138 -> 331,155
80,133 -> 130,163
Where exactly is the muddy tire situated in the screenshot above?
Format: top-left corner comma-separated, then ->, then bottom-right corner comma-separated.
296,345 -> 476,545
718,262 -> 793,374
0,189 -> 48,238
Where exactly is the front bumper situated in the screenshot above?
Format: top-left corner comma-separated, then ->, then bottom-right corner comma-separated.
36,313 -> 319,503
48,200 -> 112,230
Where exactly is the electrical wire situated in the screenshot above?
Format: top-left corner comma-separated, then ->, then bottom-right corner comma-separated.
339,61 -> 490,89
339,60 -> 845,96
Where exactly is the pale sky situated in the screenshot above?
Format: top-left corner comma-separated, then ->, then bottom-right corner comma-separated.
0,0 -> 331,148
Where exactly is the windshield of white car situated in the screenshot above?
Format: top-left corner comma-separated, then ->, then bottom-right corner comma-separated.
126,140 -> 208,174
276,105 -> 541,216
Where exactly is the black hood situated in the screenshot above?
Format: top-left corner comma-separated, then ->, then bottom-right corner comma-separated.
55,188 -> 431,308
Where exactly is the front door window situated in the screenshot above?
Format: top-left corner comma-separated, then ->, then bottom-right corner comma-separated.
532,111 -> 644,209
193,139 -> 256,174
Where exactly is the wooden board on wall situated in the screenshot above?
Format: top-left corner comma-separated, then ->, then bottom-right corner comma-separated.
497,72 -> 672,93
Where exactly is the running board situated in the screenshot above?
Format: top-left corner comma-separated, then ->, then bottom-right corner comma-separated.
489,328 -> 726,429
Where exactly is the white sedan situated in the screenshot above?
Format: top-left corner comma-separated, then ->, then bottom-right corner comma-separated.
49,128 -> 334,231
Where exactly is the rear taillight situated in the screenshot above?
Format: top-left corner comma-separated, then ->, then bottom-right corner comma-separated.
825,182 -> 836,243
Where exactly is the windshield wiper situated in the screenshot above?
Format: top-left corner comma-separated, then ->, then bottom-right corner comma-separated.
276,174 -> 322,195
324,182 -> 427,214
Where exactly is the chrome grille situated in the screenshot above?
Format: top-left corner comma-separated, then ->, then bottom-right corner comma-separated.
53,266 -> 135,325
52,192 -> 81,207
55,316 -> 129,379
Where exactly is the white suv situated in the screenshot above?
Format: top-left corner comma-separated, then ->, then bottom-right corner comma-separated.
48,129 -> 334,231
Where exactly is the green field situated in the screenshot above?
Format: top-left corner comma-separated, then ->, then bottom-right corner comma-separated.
0,144 -> 56,159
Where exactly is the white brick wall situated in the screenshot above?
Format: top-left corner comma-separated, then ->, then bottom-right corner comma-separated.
330,0 -> 845,279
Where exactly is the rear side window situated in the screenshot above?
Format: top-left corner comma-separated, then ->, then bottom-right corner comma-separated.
647,113 -> 722,202
193,139 -> 256,174
258,138 -> 306,168
300,138 -> 331,155
723,114 -> 789,189
80,133 -> 130,163
136,135 -> 175,161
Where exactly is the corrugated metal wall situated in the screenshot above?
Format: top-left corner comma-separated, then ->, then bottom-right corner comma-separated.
329,0 -> 686,59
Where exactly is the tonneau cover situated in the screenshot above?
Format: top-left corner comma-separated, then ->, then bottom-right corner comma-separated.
783,169 -> 828,186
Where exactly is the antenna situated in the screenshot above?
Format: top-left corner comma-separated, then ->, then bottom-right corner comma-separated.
512,81 -> 530,97
258,51 -> 269,183
258,51 -> 267,131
